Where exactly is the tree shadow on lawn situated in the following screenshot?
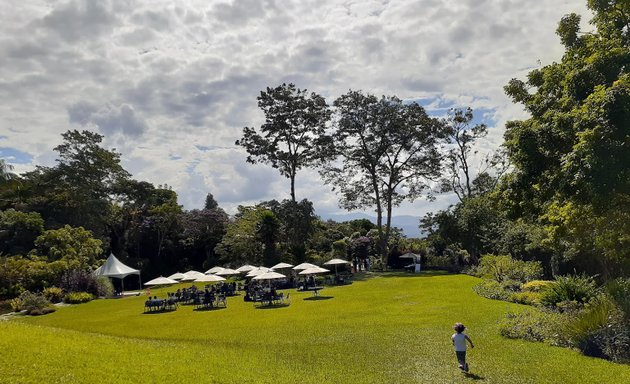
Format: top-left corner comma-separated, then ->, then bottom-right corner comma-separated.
303,296 -> 334,301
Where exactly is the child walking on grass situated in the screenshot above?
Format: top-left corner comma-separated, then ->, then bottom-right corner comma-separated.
452,322 -> 474,372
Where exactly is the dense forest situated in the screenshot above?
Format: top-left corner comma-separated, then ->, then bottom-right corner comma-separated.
1,0 -> 629,301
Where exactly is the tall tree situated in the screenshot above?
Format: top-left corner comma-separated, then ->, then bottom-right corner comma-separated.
256,210 -> 281,266
440,108 -> 488,202
501,1 -> 630,276
236,83 -> 332,202
321,91 -> 445,259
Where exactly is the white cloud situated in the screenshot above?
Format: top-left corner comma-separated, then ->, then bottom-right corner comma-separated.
0,0 -> 591,221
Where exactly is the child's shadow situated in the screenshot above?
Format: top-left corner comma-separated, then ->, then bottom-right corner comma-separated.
463,372 -> 485,381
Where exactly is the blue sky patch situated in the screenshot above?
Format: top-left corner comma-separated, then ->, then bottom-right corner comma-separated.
0,147 -> 33,164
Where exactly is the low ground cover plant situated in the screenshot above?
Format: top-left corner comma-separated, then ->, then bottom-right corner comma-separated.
10,291 -> 56,316
64,292 -> 93,304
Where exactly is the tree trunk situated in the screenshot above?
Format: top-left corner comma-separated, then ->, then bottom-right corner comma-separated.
290,174 -> 296,202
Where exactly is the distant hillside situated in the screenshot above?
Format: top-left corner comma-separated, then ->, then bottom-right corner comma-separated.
318,212 -> 424,238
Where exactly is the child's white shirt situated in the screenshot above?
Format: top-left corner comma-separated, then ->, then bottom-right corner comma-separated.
452,333 -> 467,352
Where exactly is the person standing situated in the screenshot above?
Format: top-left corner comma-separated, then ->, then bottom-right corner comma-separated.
452,323 -> 474,372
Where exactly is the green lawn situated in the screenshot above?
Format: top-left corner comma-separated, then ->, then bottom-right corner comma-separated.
1,272 -> 629,383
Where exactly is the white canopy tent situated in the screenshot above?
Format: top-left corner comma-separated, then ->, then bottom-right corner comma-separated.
93,253 -> 141,293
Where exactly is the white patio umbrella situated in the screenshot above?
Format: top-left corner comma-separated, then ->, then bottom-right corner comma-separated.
167,272 -> 186,281
246,267 -> 271,277
292,262 -> 318,270
216,268 -> 239,276
144,276 -> 178,286
298,266 -> 329,289
205,266 -> 225,274
271,262 -> 294,269
252,271 -> 286,289
236,264 -> 257,273
194,274 -> 226,283
181,270 -> 205,281
323,258 -> 350,276
299,266 -> 330,275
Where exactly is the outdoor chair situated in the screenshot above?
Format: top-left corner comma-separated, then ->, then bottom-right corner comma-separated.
216,294 -> 227,308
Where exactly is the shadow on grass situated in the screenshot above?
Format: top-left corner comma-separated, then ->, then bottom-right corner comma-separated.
254,304 -> 291,310
303,296 -> 334,301
463,372 -> 485,380
142,309 -> 177,315
193,306 -> 227,312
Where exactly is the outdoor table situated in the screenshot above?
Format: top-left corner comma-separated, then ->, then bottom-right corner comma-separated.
303,286 -> 324,297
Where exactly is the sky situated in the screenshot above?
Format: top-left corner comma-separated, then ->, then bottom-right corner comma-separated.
0,0 -> 591,221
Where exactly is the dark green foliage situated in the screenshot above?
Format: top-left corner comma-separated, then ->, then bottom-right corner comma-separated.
64,292 -> 94,304
322,90 -> 445,259
236,83 -> 332,202
539,274 -> 599,309
606,278 -> 630,318
0,209 -> 44,255
499,1 -> 630,277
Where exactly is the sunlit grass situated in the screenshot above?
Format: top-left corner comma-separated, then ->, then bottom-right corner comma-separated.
1,272 -> 629,383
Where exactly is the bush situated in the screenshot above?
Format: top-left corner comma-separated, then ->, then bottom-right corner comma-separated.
473,280 -> 511,301
43,287 -> 64,303
510,291 -> 543,306
499,309 -> 570,346
424,254 -> 461,272
10,297 -> 22,312
59,269 -> 100,296
13,291 -> 56,315
522,280 -> 554,292
95,276 -> 114,297
64,292 -> 94,304
566,296 -> 630,362
540,274 -> 599,309
471,255 -> 543,283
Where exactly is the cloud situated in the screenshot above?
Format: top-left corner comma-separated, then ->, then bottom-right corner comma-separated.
0,0 -> 591,220
68,102 -> 148,137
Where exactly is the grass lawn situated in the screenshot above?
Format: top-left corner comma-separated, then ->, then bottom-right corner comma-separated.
1,272 -> 629,383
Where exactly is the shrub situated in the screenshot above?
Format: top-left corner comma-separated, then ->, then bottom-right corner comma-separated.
64,292 -> 93,304
540,274 -> 599,309
605,278 -> 630,319
95,276 -> 114,298
499,309 -> 570,346
59,269 -> 100,296
10,297 -> 22,312
471,255 -> 543,283
424,254 -> 461,272
510,291 -> 542,306
14,291 -> 56,315
473,280 -> 511,301
522,280 -> 554,292
43,287 -> 64,303
566,296 -> 630,362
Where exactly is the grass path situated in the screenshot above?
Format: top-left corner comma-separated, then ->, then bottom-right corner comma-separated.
1,272 -> 629,383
